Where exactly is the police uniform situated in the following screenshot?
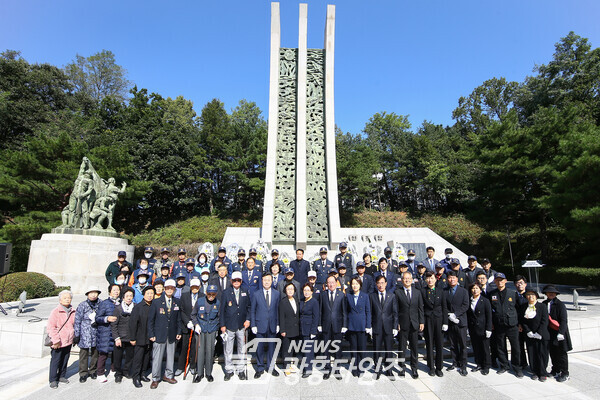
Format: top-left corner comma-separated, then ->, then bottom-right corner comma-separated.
313,249 -> 334,288
334,248 -> 354,275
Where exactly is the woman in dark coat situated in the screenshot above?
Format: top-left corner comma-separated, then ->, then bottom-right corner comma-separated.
111,287 -> 135,383
95,284 -> 121,382
520,287 -> 550,381
466,283 -> 492,374
346,277 -> 372,377
128,285 -> 155,388
279,282 -> 300,375
542,285 -> 572,382
299,283 -> 320,377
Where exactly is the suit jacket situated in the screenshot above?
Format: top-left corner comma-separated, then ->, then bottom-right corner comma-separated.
443,285 -> 469,328
250,288 -> 280,334
300,297 -> 320,337
241,268 -> 261,297
519,301 -> 550,340
270,274 -> 284,290
219,287 -> 251,331
421,285 -> 448,323
395,284 -> 424,331
370,290 -> 398,335
352,273 -> 374,294
210,275 -> 231,300
128,300 -> 152,345
373,270 -> 396,292
277,278 -> 301,300
320,288 -> 347,333
179,290 -> 201,329
346,292 -> 372,331
421,257 -> 439,272
289,259 -> 311,286
543,297 -> 573,351
147,295 -> 182,343
467,296 -> 492,336
278,296 -> 300,338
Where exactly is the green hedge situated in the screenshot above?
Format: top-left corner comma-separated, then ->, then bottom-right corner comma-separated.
542,267 -> 600,287
0,272 -> 64,302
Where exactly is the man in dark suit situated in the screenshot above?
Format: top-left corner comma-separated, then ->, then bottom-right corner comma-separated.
319,275 -> 348,380
147,279 -> 182,388
395,271 -> 424,378
422,246 -> 439,272
174,278 -> 201,376
353,262 -> 374,294
421,271 -> 447,377
371,275 -> 398,380
210,263 -> 231,300
373,258 -> 396,293
220,271 -> 251,380
489,272 -> 523,377
289,249 -> 311,287
242,258 -> 261,297
250,273 -> 281,378
443,270 -> 469,376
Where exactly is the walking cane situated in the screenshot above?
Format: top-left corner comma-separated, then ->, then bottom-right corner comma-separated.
183,329 -> 193,380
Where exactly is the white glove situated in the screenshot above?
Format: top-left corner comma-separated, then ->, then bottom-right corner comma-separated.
449,315 -> 459,324
187,321 -> 193,330
557,333 -> 565,341
527,331 -> 535,338
392,329 -> 398,337
341,327 -> 347,334
533,333 -> 543,340
194,325 -> 202,335
441,324 -> 448,332
89,311 -> 96,322
276,325 -> 280,334
317,326 -> 322,332
448,313 -> 456,320
252,327 -> 257,334
310,334 -> 316,339
365,328 -> 372,336
485,330 -> 492,339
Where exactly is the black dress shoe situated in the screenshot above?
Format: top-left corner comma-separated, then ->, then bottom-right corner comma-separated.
428,370 -> 435,377
90,373 -> 97,380
412,371 -> 419,379
207,375 -> 214,382
254,371 -> 263,379
193,375 -> 203,383
481,369 -> 489,375
271,370 -> 280,377
376,372 -> 382,380
387,370 -> 396,381
79,375 -> 88,383
115,375 -> 123,383
140,376 -> 150,382
497,368 -> 507,374
323,372 -> 330,380
133,378 -> 143,388
238,372 -> 247,380
459,368 -> 468,376
398,370 -> 405,377
446,364 -> 456,371
435,370 -> 443,377
224,372 -> 233,381
302,372 -> 311,378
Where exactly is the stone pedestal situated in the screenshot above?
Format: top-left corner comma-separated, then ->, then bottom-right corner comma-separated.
27,233 -> 134,294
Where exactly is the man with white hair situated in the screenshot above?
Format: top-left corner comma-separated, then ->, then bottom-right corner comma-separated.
220,271 -> 251,380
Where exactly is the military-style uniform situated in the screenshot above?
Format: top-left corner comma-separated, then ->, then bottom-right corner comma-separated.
192,295 -> 220,378
334,252 -> 354,274
489,287 -> 522,374
313,258 -> 334,288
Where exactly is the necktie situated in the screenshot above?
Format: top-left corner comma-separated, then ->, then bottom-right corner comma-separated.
167,297 -> 171,312
406,288 -> 411,303
329,292 -> 334,307
380,292 -> 384,305
430,259 -> 433,269
235,289 -> 239,304
192,293 -> 197,307
266,290 -> 270,308
222,277 -> 225,289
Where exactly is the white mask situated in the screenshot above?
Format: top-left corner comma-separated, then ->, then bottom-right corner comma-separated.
408,256 -> 415,261
144,252 -> 152,259
199,257 -> 206,264
201,274 -> 209,282
116,279 -> 125,285
140,264 -> 148,270
446,254 -> 451,259
138,277 -> 147,285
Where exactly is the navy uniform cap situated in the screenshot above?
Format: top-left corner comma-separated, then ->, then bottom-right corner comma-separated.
417,261 -> 426,268
218,246 -> 226,252
339,242 -> 348,248
494,272 -> 507,280
177,248 -> 186,254
238,249 -> 246,255
160,247 -> 170,253
284,267 -> 294,274
271,248 -> 279,254
337,263 -> 347,270
153,278 -> 164,286
319,247 -> 328,253
175,272 -> 186,279
435,262 -> 444,269
118,250 -> 127,257
185,257 -> 195,265
356,261 -> 365,268
137,270 -> 149,277
206,284 -> 218,294
468,255 -> 477,261
329,267 -> 338,274
398,261 -> 409,268
451,258 -> 460,265
384,246 -> 392,253
407,249 -> 416,255
249,248 -> 257,254
444,248 -> 453,254
144,246 -> 154,252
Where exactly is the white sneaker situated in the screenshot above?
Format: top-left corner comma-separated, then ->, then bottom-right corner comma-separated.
98,375 -> 108,383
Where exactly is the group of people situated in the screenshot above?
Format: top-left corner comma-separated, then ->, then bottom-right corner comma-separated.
46,244 -> 572,389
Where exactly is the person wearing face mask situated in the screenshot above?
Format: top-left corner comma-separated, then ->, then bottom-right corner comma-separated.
129,258 -> 155,287
114,272 -> 128,294
105,250 -> 132,285
95,284 -> 121,383
195,252 -> 209,274
111,287 -> 136,383
230,249 -> 246,274
198,267 -> 211,296
133,271 -> 151,303
439,248 -> 454,273
74,286 -> 102,382
405,249 -> 418,275
153,247 -> 172,277
383,247 -> 399,275
174,272 -> 188,299
136,246 -> 157,270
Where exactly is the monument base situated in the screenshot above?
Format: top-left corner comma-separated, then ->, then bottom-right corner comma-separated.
27,233 -> 134,294
51,227 -> 120,238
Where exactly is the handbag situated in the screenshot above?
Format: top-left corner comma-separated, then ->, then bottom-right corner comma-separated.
44,310 -> 72,347
548,315 -> 560,331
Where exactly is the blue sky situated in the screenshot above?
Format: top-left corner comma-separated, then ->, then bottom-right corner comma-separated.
1,0 -> 599,134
